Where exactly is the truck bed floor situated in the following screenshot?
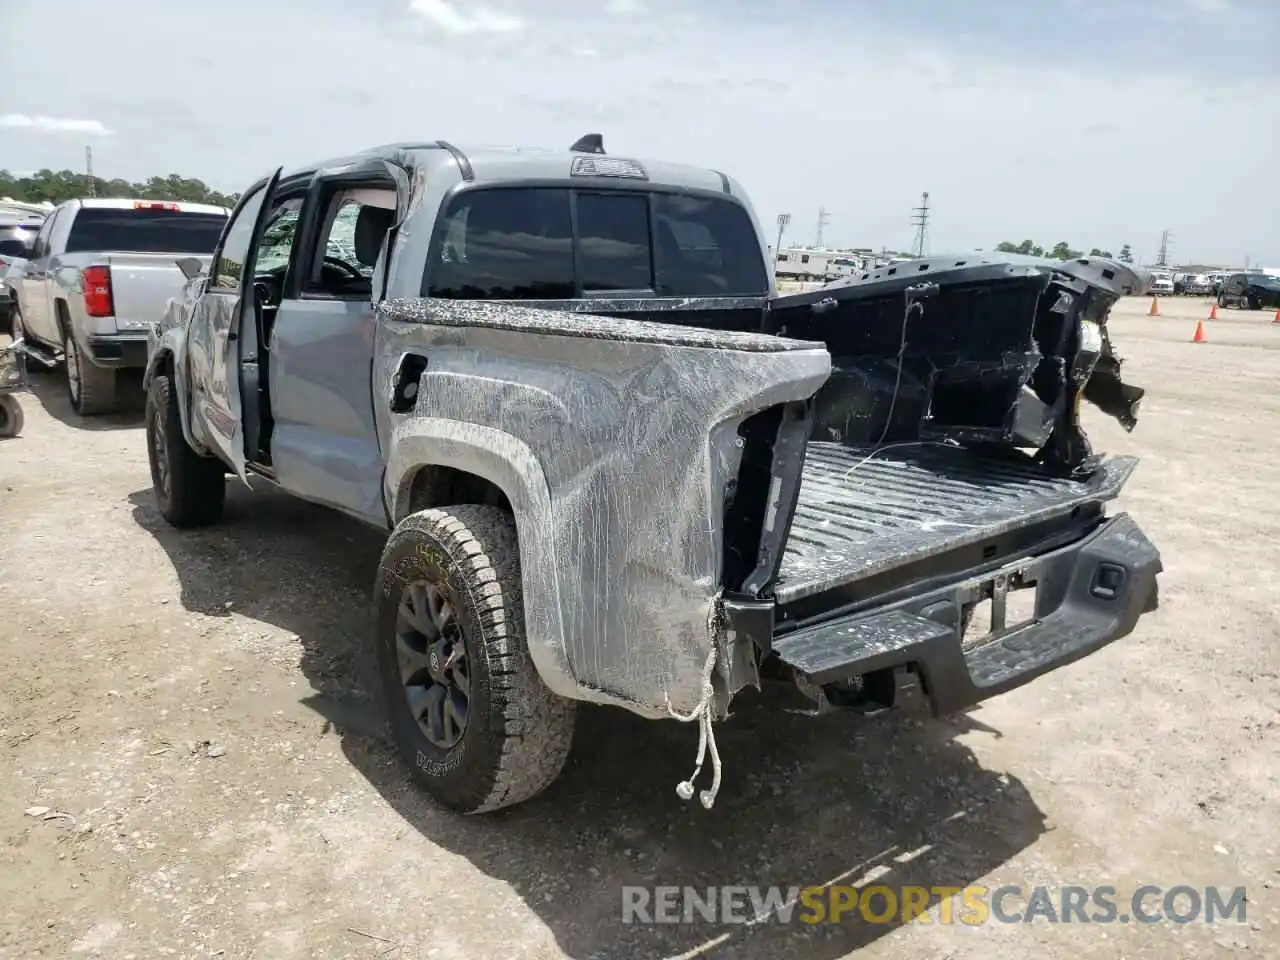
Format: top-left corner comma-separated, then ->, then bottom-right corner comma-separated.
775,442 -> 1136,605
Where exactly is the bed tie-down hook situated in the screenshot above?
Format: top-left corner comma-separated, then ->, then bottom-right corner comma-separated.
666,647 -> 723,810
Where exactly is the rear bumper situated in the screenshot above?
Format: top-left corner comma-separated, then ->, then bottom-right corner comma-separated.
760,512 -> 1161,716
86,333 -> 149,369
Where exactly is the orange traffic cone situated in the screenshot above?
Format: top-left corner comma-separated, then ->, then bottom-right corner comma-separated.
1148,296 -> 1160,317
1274,308 -> 1280,325
1192,320 -> 1206,342
1208,302 -> 1219,320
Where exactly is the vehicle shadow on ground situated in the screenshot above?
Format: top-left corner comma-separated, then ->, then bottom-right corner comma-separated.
129,483 -> 1047,960
25,367 -> 145,430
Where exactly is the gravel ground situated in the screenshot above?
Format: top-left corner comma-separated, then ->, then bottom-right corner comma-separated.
1,294 -> 1277,959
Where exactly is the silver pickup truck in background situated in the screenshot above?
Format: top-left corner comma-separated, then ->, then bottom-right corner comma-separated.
9,198 -> 229,415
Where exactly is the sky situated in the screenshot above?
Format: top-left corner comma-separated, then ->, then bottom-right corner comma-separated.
1,0 -> 1277,266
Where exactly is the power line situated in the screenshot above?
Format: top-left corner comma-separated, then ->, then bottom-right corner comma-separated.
910,191 -> 930,257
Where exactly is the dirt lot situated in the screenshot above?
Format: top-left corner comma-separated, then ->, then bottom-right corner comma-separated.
1,294 -> 1278,959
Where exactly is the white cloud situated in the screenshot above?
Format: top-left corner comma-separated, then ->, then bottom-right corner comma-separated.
407,0 -> 525,34
1185,0 -> 1232,11
0,114 -> 114,135
606,0 -> 646,14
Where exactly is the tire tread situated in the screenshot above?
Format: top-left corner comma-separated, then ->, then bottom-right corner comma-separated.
379,505 -> 575,814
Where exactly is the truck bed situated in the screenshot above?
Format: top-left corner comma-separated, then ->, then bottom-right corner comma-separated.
775,441 -> 1137,605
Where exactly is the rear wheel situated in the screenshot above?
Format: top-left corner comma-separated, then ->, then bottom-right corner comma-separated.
0,395 -> 23,437
374,505 -> 576,814
8,307 -> 52,373
146,373 -> 227,527
64,329 -> 118,415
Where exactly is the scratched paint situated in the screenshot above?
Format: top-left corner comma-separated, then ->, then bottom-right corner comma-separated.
373,296 -> 831,719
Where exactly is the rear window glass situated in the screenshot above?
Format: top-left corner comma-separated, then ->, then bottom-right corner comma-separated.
427,188 -> 575,300
65,208 -> 228,255
0,238 -> 28,258
651,193 -> 767,296
576,192 -> 652,291
424,187 -> 768,300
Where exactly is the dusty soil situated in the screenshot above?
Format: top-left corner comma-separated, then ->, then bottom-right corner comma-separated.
1,294 -> 1278,959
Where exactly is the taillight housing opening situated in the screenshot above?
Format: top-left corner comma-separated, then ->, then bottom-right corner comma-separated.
82,265 -> 114,317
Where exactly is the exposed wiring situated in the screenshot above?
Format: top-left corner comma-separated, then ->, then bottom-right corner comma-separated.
841,284 -> 952,481
666,647 -> 723,810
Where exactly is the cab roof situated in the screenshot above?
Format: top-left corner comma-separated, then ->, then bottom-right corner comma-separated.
277,138 -> 741,198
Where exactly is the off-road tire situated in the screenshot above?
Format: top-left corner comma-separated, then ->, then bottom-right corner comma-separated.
146,374 -> 226,527
64,329 -> 118,416
374,505 -> 576,814
0,395 -> 23,437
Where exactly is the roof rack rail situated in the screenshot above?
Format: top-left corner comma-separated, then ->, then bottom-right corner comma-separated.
570,133 -> 605,155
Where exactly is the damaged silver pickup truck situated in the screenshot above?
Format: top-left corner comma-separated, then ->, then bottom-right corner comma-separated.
144,135 -> 1161,815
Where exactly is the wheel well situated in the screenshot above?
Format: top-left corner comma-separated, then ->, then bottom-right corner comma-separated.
404,465 -> 512,518
147,348 -> 175,388
54,299 -> 71,337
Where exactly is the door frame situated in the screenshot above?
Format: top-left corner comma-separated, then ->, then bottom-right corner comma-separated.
193,166 -> 283,481
248,159 -> 406,470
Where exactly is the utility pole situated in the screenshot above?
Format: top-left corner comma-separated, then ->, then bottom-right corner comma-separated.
1156,228 -> 1171,267
910,191 -> 930,258
84,145 -> 96,197
774,212 -> 791,264
814,207 -> 829,248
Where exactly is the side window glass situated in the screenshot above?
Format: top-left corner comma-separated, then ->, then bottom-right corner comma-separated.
575,193 -> 652,292
212,187 -> 267,289
32,211 -> 58,258
426,188 -> 574,300
252,197 -> 304,277
308,191 -> 395,297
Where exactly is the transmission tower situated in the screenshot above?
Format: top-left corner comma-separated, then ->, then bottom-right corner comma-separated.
1156,228 -> 1171,267
910,192 -> 930,257
85,145 -> 96,198
814,207 -> 830,248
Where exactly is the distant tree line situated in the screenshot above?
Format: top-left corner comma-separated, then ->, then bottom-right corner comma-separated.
0,169 -> 239,208
995,239 -> 1133,263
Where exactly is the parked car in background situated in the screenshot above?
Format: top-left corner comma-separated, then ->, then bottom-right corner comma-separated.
1183,274 -> 1212,296
11,197 -> 230,414
1218,272 -> 1280,311
1147,272 -> 1174,296
0,205 -> 47,336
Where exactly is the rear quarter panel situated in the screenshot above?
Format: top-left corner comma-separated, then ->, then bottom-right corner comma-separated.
373,297 -> 831,717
